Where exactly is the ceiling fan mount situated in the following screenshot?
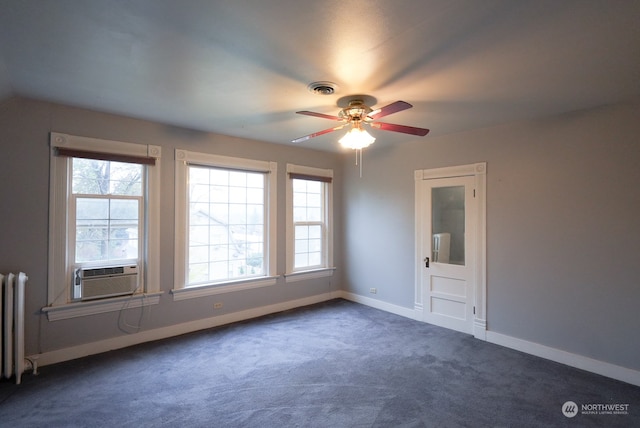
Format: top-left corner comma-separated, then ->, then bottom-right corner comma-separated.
292,95 -> 429,144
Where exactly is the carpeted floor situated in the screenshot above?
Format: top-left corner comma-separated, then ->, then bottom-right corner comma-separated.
1,299 -> 638,427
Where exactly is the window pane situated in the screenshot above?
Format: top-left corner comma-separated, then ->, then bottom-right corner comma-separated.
210,169 -> 228,185
211,245 -> 228,262
109,238 -> 138,259
76,198 -> 109,219
307,193 -> 321,208
295,253 -> 308,267
432,186 -> 465,265
229,204 -> 247,224
229,187 -> 246,203
109,221 -> 137,239
186,165 -> 266,286
210,225 -> 229,245
75,197 -> 140,263
190,184 -> 210,203
308,252 -> 322,266
306,181 -> 321,193
247,204 -> 263,224
246,173 -> 264,188
190,245 -> 210,264
76,240 -> 108,262
210,261 -> 228,280
247,188 -> 263,204
211,185 -> 228,203
229,171 -> 247,186
293,179 -> 307,192
293,206 -> 307,222
211,203 -> 229,224
295,225 -> 309,239
190,167 -> 210,184
309,239 -> 322,252
309,225 -> 322,239
291,177 -> 328,270
293,191 -> 307,207
189,262 -> 209,284
190,202 -> 210,225
307,207 -> 322,222
190,225 -> 209,246
76,219 -> 108,240
110,199 -> 138,220
72,159 -> 142,196
295,239 -> 309,253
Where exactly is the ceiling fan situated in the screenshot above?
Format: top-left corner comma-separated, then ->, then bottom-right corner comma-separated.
292,98 -> 430,147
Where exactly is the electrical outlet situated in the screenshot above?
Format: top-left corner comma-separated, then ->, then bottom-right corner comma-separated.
213,302 -> 223,309
369,288 -> 377,294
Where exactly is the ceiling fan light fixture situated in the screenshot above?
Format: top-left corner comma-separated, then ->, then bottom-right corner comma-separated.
338,126 -> 376,150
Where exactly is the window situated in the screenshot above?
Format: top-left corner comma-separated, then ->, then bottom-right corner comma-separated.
285,164 -> 334,282
292,179 -> 324,269
71,158 -> 143,268
45,133 -> 161,320
173,149 -> 277,300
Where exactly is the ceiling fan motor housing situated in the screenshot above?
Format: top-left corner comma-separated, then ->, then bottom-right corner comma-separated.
339,100 -> 373,123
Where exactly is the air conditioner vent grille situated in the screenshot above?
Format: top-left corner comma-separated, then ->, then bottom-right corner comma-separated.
81,266 -> 136,278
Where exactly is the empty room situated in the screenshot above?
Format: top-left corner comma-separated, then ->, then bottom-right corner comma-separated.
0,1 -> 639,426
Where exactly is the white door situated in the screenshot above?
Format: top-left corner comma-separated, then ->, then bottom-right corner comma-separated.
420,175 -> 476,334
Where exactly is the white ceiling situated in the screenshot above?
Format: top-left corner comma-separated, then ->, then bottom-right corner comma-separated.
1,0 -> 639,152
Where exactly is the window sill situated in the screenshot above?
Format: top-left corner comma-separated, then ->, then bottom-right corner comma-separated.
284,267 -> 336,283
171,276 -> 279,301
42,292 -> 163,321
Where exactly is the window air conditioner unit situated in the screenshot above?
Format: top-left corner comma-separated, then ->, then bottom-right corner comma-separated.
74,265 -> 139,301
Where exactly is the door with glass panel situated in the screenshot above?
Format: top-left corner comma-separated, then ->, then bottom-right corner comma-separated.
420,176 -> 476,334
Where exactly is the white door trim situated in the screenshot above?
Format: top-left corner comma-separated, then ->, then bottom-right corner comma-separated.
415,163 -> 487,339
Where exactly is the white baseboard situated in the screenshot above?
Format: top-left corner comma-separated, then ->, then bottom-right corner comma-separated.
342,291 -> 640,388
486,331 -> 640,387
29,291 -> 342,368
339,291 -> 420,320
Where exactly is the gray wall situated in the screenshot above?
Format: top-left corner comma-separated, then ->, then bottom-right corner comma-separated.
341,99 -> 640,371
0,97 -> 343,356
2,95 -> 639,373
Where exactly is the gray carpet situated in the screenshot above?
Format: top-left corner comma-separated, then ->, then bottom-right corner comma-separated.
1,299 -> 638,427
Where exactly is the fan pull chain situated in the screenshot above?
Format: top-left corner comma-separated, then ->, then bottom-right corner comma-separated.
353,149 -> 364,177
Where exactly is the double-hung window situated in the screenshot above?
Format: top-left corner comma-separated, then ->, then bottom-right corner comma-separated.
173,149 -> 277,300
285,164 -> 334,281
70,158 -> 143,273
46,133 -> 161,320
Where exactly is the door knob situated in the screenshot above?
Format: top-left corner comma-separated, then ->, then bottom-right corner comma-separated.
424,257 -> 430,268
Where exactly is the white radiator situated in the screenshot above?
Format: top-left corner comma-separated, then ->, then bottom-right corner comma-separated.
1,272 -> 28,384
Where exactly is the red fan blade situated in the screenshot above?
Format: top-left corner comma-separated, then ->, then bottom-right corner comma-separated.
296,111 -> 342,121
370,121 -> 430,136
367,101 -> 412,119
292,124 -> 347,143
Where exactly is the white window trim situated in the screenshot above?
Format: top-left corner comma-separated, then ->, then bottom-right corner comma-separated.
172,149 -> 278,300
285,163 -> 334,283
283,267 -> 336,283
42,292 -> 163,321
47,132 -> 161,319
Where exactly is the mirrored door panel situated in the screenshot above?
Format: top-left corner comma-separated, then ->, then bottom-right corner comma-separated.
432,185 -> 465,265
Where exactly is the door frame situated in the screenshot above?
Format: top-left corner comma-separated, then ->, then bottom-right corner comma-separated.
414,163 -> 487,340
